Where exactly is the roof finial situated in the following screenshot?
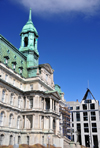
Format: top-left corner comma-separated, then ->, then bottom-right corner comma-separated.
29,8 -> 32,21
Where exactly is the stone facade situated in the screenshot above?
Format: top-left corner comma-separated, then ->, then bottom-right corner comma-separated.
0,9 -> 71,147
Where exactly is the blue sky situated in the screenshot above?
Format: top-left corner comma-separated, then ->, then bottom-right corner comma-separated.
0,0 -> 100,103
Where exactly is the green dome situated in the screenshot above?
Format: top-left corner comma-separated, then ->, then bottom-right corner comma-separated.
21,9 -> 38,37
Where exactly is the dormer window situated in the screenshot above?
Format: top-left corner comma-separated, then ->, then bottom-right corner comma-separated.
19,67 -> 23,75
14,55 -> 17,59
4,56 -> 9,65
12,62 -> 17,71
7,50 -> 10,54
24,37 -> 28,47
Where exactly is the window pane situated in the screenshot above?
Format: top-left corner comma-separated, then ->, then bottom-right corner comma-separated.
83,104 -> 87,110
90,104 -> 95,109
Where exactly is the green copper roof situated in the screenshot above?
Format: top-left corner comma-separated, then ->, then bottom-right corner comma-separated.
21,9 -> 38,37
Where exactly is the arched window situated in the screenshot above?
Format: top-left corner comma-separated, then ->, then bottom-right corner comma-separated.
18,136 -> 21,144
0,134 -> 4,145
53,118 -> 56,134
17,116 -> 21,129
9,135 -> 13,145
34,38 -> 36,47
2,90 -> 5,102
18,97 -> 21,108
0,112 -> 4,126
9,114 -> 13,127
24,37 -> 28,47
10,93 -> 13,105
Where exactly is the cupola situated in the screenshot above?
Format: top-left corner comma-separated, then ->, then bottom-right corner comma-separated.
19,9 -> 39,77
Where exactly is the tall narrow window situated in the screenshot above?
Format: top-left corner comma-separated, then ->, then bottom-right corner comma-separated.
83,104 -> 87,110
10,93 -> 13,105
2,90 -> 5,102
27,136 -> 29,145
91,112 -> 96,121
9,135 -> 13,145
5,74 -> 8,82
76,112 -> 80,121
42,136 -> 44,145
18,97 -> 21,108
0,134 -> 4,145
83,112 -> 88,121
92,123 -> 97,132
24,37 -> 28,47
29,99 -> 33,109
0,112 -> 4,126
84,123 -> 89,133
9,114 -> 13,127
17,116 -> 20,129
18,136 -> 21,144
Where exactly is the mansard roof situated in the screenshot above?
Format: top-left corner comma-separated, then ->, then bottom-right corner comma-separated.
82,88 -> 95,101
0,34 -> 28,78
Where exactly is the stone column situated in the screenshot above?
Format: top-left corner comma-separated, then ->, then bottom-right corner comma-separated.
50,98 -> 52,111
0,87 -> 3,101
56,119 -> 59,135
53,100 -> 54,110
26,96 -> 27,109
44,98 -> 45,110
33,96 -> 34,109
44,116 -> 46,129
50,116 -> 53,131
32,115 -> 34,129
24,115 -> 26,129
57,103 -> 59,112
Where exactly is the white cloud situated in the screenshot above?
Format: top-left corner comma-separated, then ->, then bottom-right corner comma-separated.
13,0 -> 100,17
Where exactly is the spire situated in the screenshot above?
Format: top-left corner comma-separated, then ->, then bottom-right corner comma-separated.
29,8 -> 32,21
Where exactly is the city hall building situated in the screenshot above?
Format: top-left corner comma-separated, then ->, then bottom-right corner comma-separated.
0,9 -> 69,146
67,89 -> 100,148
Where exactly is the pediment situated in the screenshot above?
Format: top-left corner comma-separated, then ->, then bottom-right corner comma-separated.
39,63 -> 54,74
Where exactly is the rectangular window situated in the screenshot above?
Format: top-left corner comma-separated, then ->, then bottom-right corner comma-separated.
91,112 -> 96,121
90,104 -> 95,109
83,104 -> 87,110
20,83 -> 22,89
76,106 -> 80,110
84,123 -> 89,133
92,123 -> 97,132
13,79 -> 15,86
76,112 -> 80,121
5,74 -> 8,82
30,84 -> 33,90
30,99 -> 33,109
77,123 -> 81,132
83,112 -> 88,121
70,107 -> 73,110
